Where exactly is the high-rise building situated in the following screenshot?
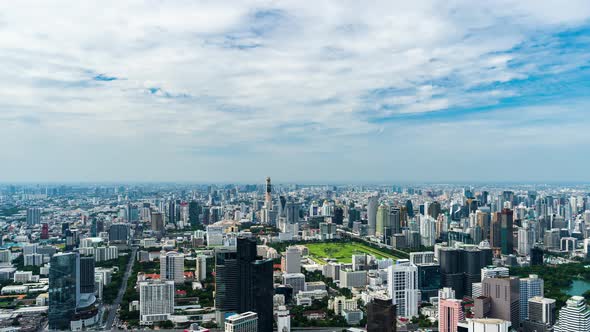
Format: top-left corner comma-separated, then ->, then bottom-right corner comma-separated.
376,204 -> 389,238
476,277 -> 520,328
151,212 -> 164,234
27,207 -> 41,226
265,177 -> 272,210
519,274 -> 544,322
139,279 -> 175,324
387,260 -> 419,318
457,318 -> 511,331
367,297 -> 397,332
531,246 -> 544,266
518,226 -> 534,256
481,266 -> 509,281
522,296 -> 556,332
225,311 -> 258,332
79,257 -> 95,294
109,223 -> 130,243
500,208 -> 514,255
48,252 -> 80,330
410,252 -> 435,265
160,251 -> 184,284
215,238 -> 274,332
439,247 -> 492,298
417,263 -> 440,301
554,296 -> 590,332
439,298 -> 464,332
195,255 -> 207,282
284,247 -> 301,274
367,195 -> 379,236
168,200 -> 177,225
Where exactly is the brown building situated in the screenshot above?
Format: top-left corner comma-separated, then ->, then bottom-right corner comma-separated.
474,277 -> 520,328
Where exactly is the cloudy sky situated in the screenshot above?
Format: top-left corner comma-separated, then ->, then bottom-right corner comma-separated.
2,1 -> 590,183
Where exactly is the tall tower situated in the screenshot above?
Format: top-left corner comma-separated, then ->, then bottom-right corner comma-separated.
265,177 -> 272,209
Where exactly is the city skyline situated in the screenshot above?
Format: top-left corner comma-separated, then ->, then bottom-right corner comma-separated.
2,1 -> 590,182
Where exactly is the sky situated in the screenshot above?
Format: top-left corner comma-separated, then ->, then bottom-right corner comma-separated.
2,1 -> 590,183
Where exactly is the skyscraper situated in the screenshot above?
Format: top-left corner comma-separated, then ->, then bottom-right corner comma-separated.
151,212 -> 164,233
500,208 -> 514,255
387,260 -> 419,318
376,204 -> 389,238
554,296 -> 590,332
160,251 -> 184,284
49,252 -> 80,330
520,274 -> 544,322
367,297 -> 397,332
265,177 -> 272,209
79,256 -> 95,294
478,277 -> 520,328
367,195 -> 379,236
215,237 -> 274,332
439,246 -> 492,298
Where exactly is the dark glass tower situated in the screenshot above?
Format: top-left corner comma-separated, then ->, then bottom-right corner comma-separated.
49,252 -> 79,330
367,298 -> 397,332
501,208 -> 514,255
215,237 -> 274,332
79,256 -> 95,294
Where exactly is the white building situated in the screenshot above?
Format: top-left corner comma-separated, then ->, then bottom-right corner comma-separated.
206,226 -> 224,246
519,274 -> 544,322
24,253 -> 43,266
481,266 -> 509,281
457,318 -> 511,332
23,244 -> 38,255
160,251 -> 184,284
420,217 -> 436,247
79,246 -> 118,262
387,260 -> 419,318
409,252 -> 435,265
139,280 -> 175,325
517,226 -> 534,256
0,250 -> 11,263
225,311 -> 258,332
276,306 -> 290,332
284,247 -> 301,274
554,296 -> 590,332
14,271 -> 33,283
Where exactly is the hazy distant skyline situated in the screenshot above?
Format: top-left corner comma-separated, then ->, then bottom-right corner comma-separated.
2,1 -> 590,182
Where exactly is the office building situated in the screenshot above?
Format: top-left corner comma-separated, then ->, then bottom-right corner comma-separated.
79,257 -> 95,294
367,297 -> 397,332
531,246 -> 544,266
27,207 -> 41,226
439,247 -> 492,298
160,251 -> 185,284
387,260 -> 419,318
139,280 -> 175,324
439,298 -> 464,332
340,270 -> 367,289
409,251 -> 435,265
276,305 -> 291,332
500,209 -> 514,255
367,195 -> 379,236
109,223 -> 130,243
215,237 -> 274,332
195,255 -> 207,282
283,273 -> 306,294
522,296 -> 556,332
417,263 -> 440,301
283,247 -> 301,274
519,274 -> 544,322
48,252 -> 80,330
151,212 -> 164,233
225,311 -> 258,332
554,296 -> 590,332
476,277 -> 520,328
518,226 -> 534,256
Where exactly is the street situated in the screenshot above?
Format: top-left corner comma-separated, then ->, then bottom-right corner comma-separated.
104,245 -> 138,330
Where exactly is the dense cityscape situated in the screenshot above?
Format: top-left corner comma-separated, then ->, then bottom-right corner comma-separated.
0,180 -> 589,331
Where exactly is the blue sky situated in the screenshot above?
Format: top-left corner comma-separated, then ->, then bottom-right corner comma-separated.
1,1 -> 590,183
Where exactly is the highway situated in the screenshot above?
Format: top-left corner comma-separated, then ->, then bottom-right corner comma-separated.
104,245 -> 138,330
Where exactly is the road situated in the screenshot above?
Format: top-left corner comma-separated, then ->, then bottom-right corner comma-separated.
104,245 -> 138,330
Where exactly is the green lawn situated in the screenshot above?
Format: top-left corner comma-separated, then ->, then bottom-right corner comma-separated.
305,242 -> 401,264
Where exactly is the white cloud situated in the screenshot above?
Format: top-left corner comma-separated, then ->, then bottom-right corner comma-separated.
1,0 -> 590,181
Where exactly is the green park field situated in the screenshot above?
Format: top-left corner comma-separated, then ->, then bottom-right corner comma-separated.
305,241 -> 401,264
